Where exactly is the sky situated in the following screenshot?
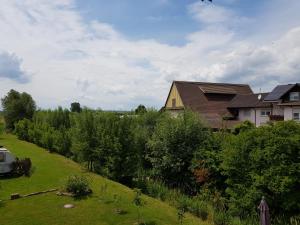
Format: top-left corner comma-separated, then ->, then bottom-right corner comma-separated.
0,0 -> 300,110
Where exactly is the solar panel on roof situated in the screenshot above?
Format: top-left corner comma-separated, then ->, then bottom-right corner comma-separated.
264,84 -> 295,101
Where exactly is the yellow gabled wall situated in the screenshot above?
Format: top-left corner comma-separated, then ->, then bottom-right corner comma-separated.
166,83 -> 184,108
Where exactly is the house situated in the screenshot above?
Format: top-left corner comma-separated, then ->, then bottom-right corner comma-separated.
264,83 -> 300,121
164,81 -> 300,128
0,147 -> 16,174
164,81 -> 253,128
228,93 -> 273,127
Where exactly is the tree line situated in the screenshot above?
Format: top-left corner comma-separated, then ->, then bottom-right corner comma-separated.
1,89 -> 299,220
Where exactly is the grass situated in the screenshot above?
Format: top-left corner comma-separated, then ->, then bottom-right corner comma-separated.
0,134 -> 210,225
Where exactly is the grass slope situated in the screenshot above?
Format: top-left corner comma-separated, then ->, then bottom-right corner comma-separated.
0,134 -> 208,225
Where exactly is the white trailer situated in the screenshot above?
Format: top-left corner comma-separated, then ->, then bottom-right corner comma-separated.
0,147 -> 16,174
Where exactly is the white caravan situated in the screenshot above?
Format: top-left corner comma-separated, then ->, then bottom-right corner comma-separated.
0,147 -> 16,174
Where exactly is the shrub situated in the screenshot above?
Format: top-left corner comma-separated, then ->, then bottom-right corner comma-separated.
145,180 -> 169,201
14,119 -> 32,141
213,211 -> 230,225
11,158 -> 32,176
65,175 -> 91,196
189,200 -> 209,220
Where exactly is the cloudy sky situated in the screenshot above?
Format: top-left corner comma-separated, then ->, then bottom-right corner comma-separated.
0,0 -> 300,110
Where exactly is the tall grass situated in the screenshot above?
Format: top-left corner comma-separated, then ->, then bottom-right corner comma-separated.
137,179 -> 300,225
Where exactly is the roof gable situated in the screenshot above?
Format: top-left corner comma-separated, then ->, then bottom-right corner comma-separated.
166,81 -> 253,128
264,84 -> 299,101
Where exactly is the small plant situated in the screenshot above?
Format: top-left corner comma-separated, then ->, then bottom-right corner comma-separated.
177,196 -> 188,224
146,180 -> 169,201
133,188 -> 145,225
190,200 -> 208,220
113,193 -> 127,215
99,183 -> 108,199
213,211 -> 230,225
65,175 -> 91,197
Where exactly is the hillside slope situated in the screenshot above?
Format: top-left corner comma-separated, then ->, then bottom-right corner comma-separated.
0,134 -> 208,225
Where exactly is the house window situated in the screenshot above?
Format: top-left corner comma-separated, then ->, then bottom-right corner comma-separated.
243,109 -> 251,117
172,98 -> 176,107
293,112 -> 300,121
290,92 -> 300,101
0,152 -> 5,162
260,110 -> 271,117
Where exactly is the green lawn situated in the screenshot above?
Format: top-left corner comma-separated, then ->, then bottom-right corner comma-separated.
0,134 -> 209,225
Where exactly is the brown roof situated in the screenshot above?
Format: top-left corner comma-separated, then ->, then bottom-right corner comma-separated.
228,93 -> 272,108
171,81 -> 253,128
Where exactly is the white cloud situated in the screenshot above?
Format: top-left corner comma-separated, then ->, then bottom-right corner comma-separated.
188,1 -> 234,24
0,51 -> 29,83
0,0 -> 300,110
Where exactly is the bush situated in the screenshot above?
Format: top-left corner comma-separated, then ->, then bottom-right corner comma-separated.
145,180 -> 169,201
189,200 -> 209,220
11,158 -> 32,176
213,211 -> 230,225
65,175 -> 91,196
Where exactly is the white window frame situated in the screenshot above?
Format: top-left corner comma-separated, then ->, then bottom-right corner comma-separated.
293,112 -> 300,121
290,92 -> 300,101
260,109 -> 271,117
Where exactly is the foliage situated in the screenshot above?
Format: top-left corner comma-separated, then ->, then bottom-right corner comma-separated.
1,89 -> 36,131
11,103 -> 300,222
0,134 -> 200,225
147,110 -> 212,194
213,211 -> 230,225
135,104 -> 147,114
133,188 -> 144,224
11,158 -> 32,176
70,102 -> 82,113
65,175 -> 91,196
221,121 -> 300,217
232,120 -> 255,135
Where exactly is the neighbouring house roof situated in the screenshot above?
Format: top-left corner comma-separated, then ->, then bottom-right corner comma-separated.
167,81 -> 253,128
278,101 -> 300,106
264,84 -> 299,101
228,93 -> 272,108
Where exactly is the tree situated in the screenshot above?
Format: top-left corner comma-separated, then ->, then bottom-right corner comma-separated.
221,121 -> 300,217
133,188 -> 144,224
71,109 -> 98,170
135,104 -> 147,115
147,110 -> 212,194
1,89 -> 36,130
70,102 -> 82,113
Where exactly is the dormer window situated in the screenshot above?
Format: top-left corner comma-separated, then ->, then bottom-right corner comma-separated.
290,92 -> 300,101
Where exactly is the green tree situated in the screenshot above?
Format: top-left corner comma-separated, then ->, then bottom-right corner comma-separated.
135,104 -> 147,115
221,121 -> 300,216
147,110 -> 212,194
1,89 -> 36,130
70,102 -> 81,113
71,109 -> 98,170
